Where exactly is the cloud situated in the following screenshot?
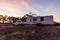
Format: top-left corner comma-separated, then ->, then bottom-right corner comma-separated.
20,0 -> 33,10
0,0 -> 26,17
34,4 -> 43,9
20,0 -> 39,12
1,0 -> 41,12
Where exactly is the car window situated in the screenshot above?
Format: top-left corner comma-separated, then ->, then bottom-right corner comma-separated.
17,21 -> 21,22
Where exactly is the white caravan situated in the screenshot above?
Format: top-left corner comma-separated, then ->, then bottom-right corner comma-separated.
13,15 -> 54,25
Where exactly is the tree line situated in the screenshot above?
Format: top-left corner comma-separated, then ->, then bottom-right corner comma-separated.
0,15 -> 20,23
0,12 -> 36,23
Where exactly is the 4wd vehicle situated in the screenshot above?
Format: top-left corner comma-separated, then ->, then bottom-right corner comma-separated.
13,20 -> 23,25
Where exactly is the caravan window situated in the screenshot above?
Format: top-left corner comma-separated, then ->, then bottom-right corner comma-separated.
30,19 -> 32,21
40,17 -> 44,21
33,18 -> 37,21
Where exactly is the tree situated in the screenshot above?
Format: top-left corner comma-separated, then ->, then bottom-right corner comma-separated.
21,12 -> 36,22
21,12 -> 32,21
2,17 -> 6,23
12,17 -> 19,23
21,17 -> 27,22
7,16 -> 13,23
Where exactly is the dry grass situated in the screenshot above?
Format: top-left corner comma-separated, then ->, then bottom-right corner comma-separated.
0,24 -> 60,40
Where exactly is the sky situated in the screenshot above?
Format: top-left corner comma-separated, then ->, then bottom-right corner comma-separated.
0,0 -> 60,22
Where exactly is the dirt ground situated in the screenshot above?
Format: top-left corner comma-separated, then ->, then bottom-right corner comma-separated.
0,24 -> 60,40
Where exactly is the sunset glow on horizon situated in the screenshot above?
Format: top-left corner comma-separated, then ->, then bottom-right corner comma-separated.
0,0 -> 60,22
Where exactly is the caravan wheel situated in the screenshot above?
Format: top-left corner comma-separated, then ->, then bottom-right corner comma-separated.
36,23 -> 44,27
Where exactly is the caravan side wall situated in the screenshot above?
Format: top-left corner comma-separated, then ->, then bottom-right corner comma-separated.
40,16 -> 54,24
26,16 -> 54,24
